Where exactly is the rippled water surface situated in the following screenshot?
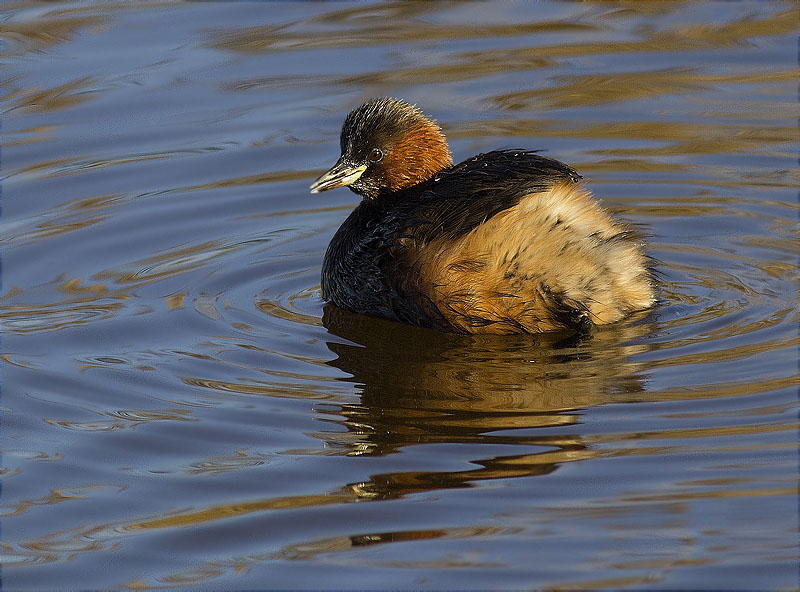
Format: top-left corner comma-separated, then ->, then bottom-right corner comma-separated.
2,1 -> 798,589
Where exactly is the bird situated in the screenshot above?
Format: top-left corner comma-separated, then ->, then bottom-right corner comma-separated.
310,97 -> 655,335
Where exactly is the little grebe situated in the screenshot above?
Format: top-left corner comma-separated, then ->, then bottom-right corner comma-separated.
310,97 -> 655,334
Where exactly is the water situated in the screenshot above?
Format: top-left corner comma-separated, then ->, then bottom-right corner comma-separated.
1,1 -> 798,589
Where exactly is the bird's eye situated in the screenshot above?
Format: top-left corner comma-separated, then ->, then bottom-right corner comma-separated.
368,148 -> 383,163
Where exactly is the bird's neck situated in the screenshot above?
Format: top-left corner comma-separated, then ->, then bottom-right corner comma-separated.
383,120 -> 453,192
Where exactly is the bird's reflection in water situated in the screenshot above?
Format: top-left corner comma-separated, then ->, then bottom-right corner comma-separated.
318,304 -> 653,502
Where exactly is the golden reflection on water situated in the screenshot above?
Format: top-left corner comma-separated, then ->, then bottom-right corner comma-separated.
209,2 -> 798,124
0,14 -> 104,55
311,306 -> 650,465
4,77 -> 99,113
491,68 -> 799,110
210,7 -> 596,54
449,116 -> 799,158
1,485 -> 121,519
181,376 -> 339,401
208,3 -> 796,58
45,408 -> 196,432
0,302 -> 121,333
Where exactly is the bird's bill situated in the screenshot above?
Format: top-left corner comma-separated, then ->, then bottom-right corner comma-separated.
309,159 -> 367,193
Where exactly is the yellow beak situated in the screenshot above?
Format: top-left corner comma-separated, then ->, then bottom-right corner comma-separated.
309,159 -> 367,193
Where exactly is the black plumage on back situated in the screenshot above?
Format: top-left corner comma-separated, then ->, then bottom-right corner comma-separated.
406,150 -> 581,241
